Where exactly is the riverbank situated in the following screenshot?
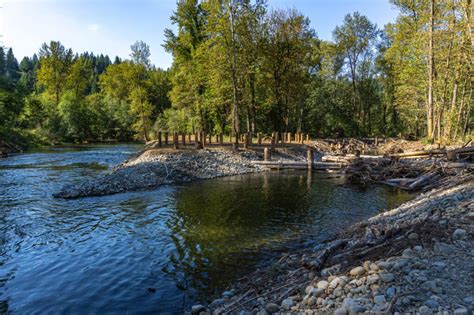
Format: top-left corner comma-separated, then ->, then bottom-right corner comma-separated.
197,172 -> 473,314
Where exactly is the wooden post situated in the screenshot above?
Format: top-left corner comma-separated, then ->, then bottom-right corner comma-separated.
300,133 -> 304,144
219,133 -> 224,145
173,132 -> 179,149
307,149 -> 314,170
282,132 -> 286,144
208,133 -> 212,144
288,132 -> 292,143
165,132 -> 169,145
306,134 -> 309,142
188,133 -> 192,143
264,147 -> 271,161
275,132 -> 279,144
248,132 -> 252,144
257,132 -> 262,145
181,133 -> 186,146
215,134 -> 219,143
157,131 -> 162,147
243,133 -> 248,149
271,132 -> 276,151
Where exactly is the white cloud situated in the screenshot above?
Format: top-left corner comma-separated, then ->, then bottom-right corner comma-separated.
87,23 -> 100,33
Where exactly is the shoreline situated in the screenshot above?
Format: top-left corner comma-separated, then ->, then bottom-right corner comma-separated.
196,172 -> 473,314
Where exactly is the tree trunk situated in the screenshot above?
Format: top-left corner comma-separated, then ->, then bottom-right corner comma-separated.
427,0 -> 435,141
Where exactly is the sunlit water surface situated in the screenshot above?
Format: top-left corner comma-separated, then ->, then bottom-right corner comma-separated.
0,145 -> 412,313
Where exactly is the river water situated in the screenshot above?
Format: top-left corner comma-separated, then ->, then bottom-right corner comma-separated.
0,145 -> 412,314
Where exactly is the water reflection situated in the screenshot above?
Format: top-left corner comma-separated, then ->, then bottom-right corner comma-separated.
0,146 -> 413,313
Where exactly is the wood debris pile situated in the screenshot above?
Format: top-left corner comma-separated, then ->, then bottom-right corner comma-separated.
345,157 -> 473,191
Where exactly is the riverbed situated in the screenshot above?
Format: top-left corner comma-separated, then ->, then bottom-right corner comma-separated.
0,145 -> 413,313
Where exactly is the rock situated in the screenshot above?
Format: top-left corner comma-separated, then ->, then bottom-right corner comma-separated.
419,305 -> 432,315
413,245 -> 423,252
305,285 -> 314,295
209,298 -> 225,308
317,280 -> 329,290
402,248 -> 416,258
379,272 -> 395,283
453,228 -> 467,240
191,305 -> 206,314
222,290 -> 234,299
334,307 -> 348,315
280,298 -> 294,311
350,266 -> 365,277
376,261 -> 393,270
454,308 -> 468,315
373,295 -> 386,305
433,261 -> 447,269
386,287 -> 396,298
367,274 -> 379,285
433,242 -> 455,255
463,296 -> 474,304
348,304 -> 366,314
265,303 -> 279,313
408,232 -> 419,240
307,296 -> 317,306
369,263 -> 379,271
425,299 -> 439,309
310,288 -> 325,297
238,311 -> 252,315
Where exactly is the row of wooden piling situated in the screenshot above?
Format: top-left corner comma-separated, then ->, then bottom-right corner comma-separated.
154,131 -> 311,149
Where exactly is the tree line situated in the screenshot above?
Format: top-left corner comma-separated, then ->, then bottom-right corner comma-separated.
0,0 -> 471,146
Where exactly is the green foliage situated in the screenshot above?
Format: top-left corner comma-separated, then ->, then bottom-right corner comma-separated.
1,1 -> 471,147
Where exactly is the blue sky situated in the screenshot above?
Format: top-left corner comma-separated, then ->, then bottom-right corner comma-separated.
1,0 -> 399,69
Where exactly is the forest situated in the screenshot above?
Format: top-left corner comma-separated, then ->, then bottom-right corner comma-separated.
0,0 -> 472,147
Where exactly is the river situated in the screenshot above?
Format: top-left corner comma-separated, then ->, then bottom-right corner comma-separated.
0,144 -> 412,313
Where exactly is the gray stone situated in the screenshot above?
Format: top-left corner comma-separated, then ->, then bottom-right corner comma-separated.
307,296 -> 317,306
421,280 -> 438,292
453,308 -> 468,315
425,299 -> 440,309
348,304 -> 366,314
367,274 -> 379,285
386,287 -> 396,298
191,305 -> 206,314
238,311 -> 252,315
310,288 -> 325,297
453,228 -> 467,240
210,299 -> 226,308
413,245 -> 423,252
419,305 -> 432,315
433,261 -> 447,269
463,296 -> 474,304
402,248 -> 416,258
373,295 -> 386,305
281,298 -> 294,311
369,263 -> 379,271
433,242 -> 455,255
408,232 -> 419,240
350,266 -> 365,277
305,285 -> 314,295
379,272 -> 395,283
265,303 -> 279,314
317,280 -> 329,290
334,307 -> 348,315
376,261 -> 393,270
222,290 -> 234,299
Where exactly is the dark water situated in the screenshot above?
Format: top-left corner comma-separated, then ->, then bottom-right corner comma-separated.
0,145 -> 412,314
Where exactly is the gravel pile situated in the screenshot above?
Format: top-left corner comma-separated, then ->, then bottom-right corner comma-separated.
54,148 -> 267,198
197,176 -> 474,314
